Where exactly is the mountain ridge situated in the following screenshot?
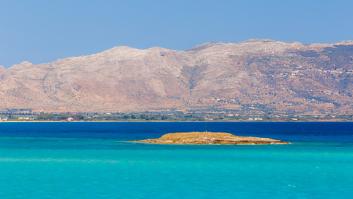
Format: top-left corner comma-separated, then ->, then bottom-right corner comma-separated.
0,40 -> 352,115
4,39 -> 352,68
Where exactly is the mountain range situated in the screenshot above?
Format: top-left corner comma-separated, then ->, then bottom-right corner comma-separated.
0,39 -> 352,115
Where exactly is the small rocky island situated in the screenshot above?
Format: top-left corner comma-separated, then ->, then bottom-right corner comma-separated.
135,132 -> 289,145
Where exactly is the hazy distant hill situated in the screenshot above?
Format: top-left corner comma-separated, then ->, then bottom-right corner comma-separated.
0,40 -> 352,115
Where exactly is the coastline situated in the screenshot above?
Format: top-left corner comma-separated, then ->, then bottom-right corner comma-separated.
0,120 -> 351,123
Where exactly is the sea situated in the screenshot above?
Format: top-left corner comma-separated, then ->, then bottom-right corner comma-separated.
0,122 -> 352,199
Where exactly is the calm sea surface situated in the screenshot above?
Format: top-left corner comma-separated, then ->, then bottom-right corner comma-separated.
0,122 -> 352,199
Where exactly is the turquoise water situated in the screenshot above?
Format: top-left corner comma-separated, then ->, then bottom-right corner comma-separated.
0,122 -> 352,199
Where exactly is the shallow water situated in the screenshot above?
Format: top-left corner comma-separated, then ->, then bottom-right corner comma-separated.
0,122 -> 352,199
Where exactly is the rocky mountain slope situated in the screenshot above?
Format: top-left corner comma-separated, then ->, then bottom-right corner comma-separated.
0,40 -> 352,115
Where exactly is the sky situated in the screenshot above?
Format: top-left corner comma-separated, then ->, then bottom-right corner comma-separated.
1,0 -> 353,67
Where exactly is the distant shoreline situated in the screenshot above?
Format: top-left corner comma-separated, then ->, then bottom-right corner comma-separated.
0,120 -> 351,123
2,109 -> 351,122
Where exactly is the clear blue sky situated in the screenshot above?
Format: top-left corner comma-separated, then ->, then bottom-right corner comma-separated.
1,0 -> 353,66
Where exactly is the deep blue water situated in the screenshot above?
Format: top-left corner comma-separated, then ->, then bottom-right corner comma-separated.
0,122 -> 352,199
